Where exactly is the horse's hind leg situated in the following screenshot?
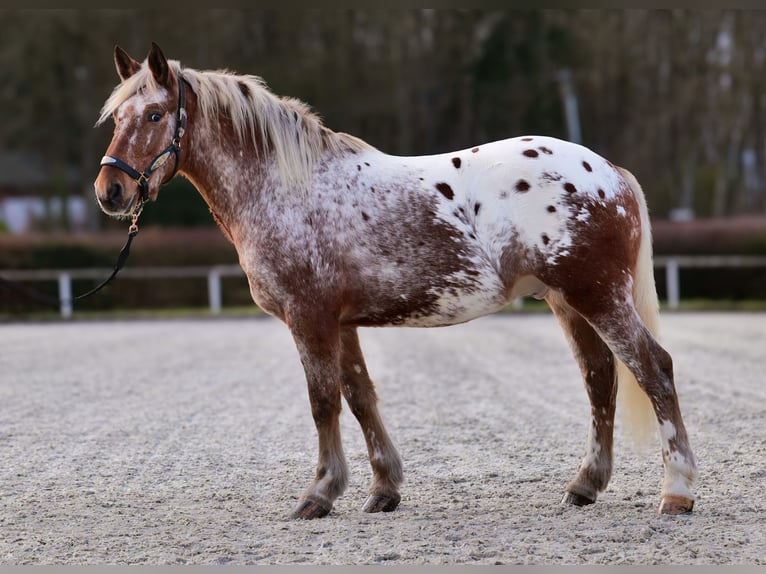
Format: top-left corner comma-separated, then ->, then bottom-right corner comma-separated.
339,326 -> 404,513
562,287 -> 697,514
547,292 -> 618,507
288,313 -> 349,519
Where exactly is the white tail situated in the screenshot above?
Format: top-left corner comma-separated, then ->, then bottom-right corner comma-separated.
615,167 -> 659,450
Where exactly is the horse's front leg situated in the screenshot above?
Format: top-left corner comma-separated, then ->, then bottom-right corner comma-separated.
339,326 -> 403,513
288,312 -> 348,519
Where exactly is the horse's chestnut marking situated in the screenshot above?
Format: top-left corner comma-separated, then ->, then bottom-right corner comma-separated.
564,182 -> 577,194
523,149 -> 539,158
516,180 -> 531,192
435,182 -> 454,200
452,157 -> 461,168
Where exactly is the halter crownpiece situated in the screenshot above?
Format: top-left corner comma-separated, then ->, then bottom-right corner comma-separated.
100,74 -> 188,208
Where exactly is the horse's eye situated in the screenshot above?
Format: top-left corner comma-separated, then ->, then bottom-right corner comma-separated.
148,111 -> 162,123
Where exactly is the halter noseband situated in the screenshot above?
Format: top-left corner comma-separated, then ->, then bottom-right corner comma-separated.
100,75 -> 188,209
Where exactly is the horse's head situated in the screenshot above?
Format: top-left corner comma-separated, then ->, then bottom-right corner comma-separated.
94,43 -> 187,216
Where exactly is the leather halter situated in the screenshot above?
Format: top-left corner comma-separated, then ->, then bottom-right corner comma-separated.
100,75 -> 188,209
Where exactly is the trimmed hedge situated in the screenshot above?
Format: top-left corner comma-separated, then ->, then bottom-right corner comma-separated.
2,216 -> 766,315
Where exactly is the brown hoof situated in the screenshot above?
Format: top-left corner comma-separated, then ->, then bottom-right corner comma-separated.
561,491 -> 596,507
291,498 -> 332,519
363,493 -> 401,513
659,495 -> 694,515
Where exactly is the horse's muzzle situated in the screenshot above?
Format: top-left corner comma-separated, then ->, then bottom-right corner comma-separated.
94,172 -> 139,216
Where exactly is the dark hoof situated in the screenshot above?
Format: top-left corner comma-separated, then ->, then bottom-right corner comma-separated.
291,498 -> 332,520
659,495 -> 694,515
561,491 -> 596,507
363,492 -> 401,513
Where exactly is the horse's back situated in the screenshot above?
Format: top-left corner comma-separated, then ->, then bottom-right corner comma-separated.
332,136 -> 643,328
397,135 -> 643,283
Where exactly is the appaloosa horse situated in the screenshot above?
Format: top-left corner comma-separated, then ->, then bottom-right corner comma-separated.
94,43 -> 697,519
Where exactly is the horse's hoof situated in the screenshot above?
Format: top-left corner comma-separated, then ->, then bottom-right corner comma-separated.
291,498 -> 332,519
363,493 -> 401,513
561,491 -> 596,507
659,495 -> 694,515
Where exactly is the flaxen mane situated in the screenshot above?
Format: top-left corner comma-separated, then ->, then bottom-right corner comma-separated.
97,60 -> 373,191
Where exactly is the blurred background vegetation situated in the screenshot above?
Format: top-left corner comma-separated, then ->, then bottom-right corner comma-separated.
1,9 -> 766,315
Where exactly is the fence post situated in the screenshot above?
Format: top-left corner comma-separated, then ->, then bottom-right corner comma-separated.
208,268 -> 222,315
665,258 -> 680,310
58,272 -> 73,319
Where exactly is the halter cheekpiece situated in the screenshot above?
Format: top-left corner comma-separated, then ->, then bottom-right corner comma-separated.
100,74 -> 188,209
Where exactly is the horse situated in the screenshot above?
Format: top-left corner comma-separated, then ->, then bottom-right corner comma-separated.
94,43 -> 697,519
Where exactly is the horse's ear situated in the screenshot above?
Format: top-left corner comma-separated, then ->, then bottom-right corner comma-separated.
114,45 -> 141,81
147,42 -> 170,87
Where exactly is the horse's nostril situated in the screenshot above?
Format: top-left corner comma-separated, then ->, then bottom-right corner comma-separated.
106,181 -> 123,202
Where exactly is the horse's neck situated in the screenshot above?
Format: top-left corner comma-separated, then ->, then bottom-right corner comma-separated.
180,114 -> 274,239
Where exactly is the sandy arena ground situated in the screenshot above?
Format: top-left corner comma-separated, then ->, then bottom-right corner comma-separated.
0,312 -> 764,565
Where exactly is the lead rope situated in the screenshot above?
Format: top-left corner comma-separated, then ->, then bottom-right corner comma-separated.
72,208 -> 142,301
0,210 -> 142,309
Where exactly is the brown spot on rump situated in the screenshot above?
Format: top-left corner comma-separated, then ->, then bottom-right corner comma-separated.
583,161 -> 593,172
597,188 -> 606,199
541,233 -> 550,245
357,165 -> 361,171
452,206 -> 470,225
471,147 -> 479,153
452,157 -> 462,168
515,179 -> 531,192
521,137 -> 534,141
547,205 -> 556,213
523,149 -> 539,158
362,212 -> 370,221
474,202 -> 481,215
435,182 -> 454,200
539,146 -> 553,155
564,182 -> 577,194
541,171 -> 563,182
364,162 -> 370,167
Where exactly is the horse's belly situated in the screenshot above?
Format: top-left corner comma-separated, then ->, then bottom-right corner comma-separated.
345,265 -> 510,328
399,285 -> 509,327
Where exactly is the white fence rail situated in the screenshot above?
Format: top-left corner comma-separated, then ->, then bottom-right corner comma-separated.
2,264 -> 244,318
3,256 -> 766,318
